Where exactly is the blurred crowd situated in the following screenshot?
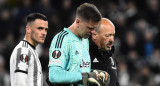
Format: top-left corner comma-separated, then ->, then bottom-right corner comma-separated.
0,0 -> 160,86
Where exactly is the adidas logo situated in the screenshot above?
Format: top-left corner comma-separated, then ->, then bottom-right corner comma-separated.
93,58 -> 99,62
75,50 -> 79,55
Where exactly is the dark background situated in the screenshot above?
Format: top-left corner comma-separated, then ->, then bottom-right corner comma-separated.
0,0 -> 160,86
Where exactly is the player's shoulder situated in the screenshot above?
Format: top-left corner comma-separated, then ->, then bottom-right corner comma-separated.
57,30 -> 69,37
52,30 -> 70,43
16,41 -> 32,54
11,41 -> 32,60
13,41 -> 27,49
49,30 -> 70,50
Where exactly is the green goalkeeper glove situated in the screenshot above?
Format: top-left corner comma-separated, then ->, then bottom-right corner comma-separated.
82,69 -> 110,86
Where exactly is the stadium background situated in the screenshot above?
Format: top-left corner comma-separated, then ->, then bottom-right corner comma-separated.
0,0 -> 160,86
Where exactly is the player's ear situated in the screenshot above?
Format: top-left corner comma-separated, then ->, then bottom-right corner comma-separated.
26,25 -> 31,34
76,18 -> 81,24
75,18 -> 81,29
91,30 -> 98,40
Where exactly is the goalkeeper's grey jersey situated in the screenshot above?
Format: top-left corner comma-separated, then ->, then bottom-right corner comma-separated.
10,40 -> 43,86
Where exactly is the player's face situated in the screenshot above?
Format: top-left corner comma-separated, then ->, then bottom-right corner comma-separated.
96,26 -> 115,51
30,19 -> 48,44
78,20 -> 100,39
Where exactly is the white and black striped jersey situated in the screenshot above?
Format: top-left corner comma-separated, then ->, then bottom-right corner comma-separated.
10,40 -> 43,86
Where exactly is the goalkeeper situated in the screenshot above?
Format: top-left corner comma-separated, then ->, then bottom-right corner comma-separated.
48,3 -> 109,86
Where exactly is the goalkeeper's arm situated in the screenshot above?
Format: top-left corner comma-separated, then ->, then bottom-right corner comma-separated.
48,67 -> 109,86
82,69 -> 110,86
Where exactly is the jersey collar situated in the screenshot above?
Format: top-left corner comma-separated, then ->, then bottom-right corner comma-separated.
64,27 -> 81,41
22,40 -> 36,49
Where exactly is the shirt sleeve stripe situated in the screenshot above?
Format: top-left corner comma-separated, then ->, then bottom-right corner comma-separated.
59,33 -> 69,48
55,30 -> 68,48
16,48 -> 21,69
56,31 -> 67,48
55,30 -> 65,48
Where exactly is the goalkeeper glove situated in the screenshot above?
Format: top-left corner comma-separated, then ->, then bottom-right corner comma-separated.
82,69 -> 110,86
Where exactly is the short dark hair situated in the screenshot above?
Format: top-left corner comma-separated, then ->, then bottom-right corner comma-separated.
26,13 -> 47,23
76,3 -> 101,22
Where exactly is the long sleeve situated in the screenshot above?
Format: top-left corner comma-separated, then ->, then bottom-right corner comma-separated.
48,30 -> 83,84
49,66 -> 82,83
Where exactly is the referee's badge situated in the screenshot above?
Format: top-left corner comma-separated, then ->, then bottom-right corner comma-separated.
52,50 -> 61,59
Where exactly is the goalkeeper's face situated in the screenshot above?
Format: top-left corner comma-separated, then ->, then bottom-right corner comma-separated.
77,19 -> 100,39
95,23 -> 115,51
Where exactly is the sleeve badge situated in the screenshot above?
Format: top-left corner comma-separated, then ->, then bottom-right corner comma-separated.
52,50 -> 61,59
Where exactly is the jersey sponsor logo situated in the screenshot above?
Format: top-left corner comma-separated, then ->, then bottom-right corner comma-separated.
52,50 -> 61,59
110,57 -> 117,70
20,54 -> 29,62
80,59 -> 90,68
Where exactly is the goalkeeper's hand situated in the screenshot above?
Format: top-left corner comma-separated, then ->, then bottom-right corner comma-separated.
82,69 -> 110,86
